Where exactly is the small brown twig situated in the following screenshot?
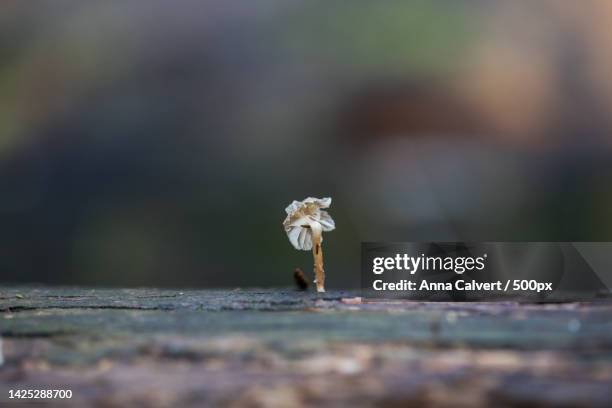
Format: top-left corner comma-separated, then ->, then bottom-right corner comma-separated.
293,267 -> 310,290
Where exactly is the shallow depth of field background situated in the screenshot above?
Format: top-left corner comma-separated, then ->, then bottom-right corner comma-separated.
2,1 -> 612,287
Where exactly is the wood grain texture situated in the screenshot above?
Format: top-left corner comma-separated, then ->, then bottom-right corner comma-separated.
1,287 -> 611,407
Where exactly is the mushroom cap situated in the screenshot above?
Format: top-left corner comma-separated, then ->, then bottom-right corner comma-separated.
283,197 -> 335,250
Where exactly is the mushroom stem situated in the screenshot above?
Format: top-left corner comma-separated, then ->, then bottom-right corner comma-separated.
310,221 -> 325,292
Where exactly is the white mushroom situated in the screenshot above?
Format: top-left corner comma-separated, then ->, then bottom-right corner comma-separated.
283,197 -> 335,292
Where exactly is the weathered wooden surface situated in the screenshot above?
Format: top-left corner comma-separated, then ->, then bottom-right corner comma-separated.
1,287 -> 612,407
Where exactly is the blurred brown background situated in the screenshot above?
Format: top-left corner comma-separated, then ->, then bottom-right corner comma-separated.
2,1 -> 612,287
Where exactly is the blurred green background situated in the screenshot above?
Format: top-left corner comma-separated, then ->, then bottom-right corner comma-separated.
2,1 -> 612,287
